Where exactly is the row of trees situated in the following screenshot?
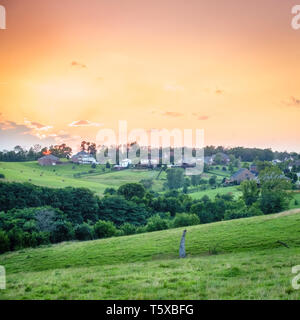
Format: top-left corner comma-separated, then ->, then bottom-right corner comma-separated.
0,144 -> 72,162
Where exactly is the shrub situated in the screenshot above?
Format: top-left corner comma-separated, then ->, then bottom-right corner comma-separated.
91,163 -> 96,169
94,220 -> 117,239
0,173 -> 5,179
120,223 -> 137,235
74,223 -> 94,241
172,213 -> 200,228
146,215 -> 170,232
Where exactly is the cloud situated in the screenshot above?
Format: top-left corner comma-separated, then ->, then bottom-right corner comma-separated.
192,113 -> 209,120
69,120 -> 103,127
162,111 -> 184,118
24,119 -> 53,131
215,89 -> 223,95
282,96 -> 300,108
0,120 -> 56,150
71,61 -> 87,69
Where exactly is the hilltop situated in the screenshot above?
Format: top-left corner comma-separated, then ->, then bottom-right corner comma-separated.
1,209 -> 300,300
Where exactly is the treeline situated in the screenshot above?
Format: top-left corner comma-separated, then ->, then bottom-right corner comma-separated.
1,144 -> 300,163
0,144 -> 72,162
204,146 -> 300,162
0,166 -> 293,253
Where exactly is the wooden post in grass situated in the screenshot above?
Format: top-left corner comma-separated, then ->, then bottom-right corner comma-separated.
179,230 -> 187,258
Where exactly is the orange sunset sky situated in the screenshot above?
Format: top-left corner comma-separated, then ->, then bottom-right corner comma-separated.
0,0 -> 300,152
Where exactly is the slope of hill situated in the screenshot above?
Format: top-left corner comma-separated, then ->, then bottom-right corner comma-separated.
0,162 -> 166,195
1,210 -> 300,300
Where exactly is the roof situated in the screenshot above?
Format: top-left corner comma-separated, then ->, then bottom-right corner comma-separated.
73,151 -> 88,157
231,168 -> 249,179
38,155 -> 59,161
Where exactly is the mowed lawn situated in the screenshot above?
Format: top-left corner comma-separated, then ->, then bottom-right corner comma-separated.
0,162 -> 165,195
1,210 -> 300,299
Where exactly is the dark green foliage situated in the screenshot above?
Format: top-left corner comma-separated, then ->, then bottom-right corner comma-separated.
74,223 -> 94,241
166,168 -> 185,189
0,173 -> 5,179
120,223 -> 137,235
240,180 -> 260,206
117,183 -> 145,200
94,220 -> 117,238
146,215 -> 170,232
172,213 -> 200,228
104,188 -> 117,195
259,167 -> 292,214
0,182 -> 99,224
98,195 -> 150,226
0,230 -> 10,253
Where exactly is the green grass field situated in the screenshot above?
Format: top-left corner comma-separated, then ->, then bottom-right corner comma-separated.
189,186 -> 242,200
1,209 -> 300,300
0,162 -> 166,195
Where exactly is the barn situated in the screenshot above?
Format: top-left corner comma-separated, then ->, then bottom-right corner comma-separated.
38,155 -> 60,166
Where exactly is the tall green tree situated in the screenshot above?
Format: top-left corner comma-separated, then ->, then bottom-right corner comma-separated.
240,180 -> 260,206
259,167 -> 292,214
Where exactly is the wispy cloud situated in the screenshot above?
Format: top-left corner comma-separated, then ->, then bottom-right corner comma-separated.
71,61 -> 87,69
192,113 -> 210,120
282,96 -> 300,108
69,120 -> 103,127
24,119 -> 53,131
162,111 -> 184,118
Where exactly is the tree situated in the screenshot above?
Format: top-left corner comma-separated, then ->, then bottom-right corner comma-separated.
74,223 -> 94,241
117,183 -> 145,200
166,168 -> 185,189
0,230 -> 10,253
94,220 -> 117,238
98,195 -> 150,226
49,144 -> 72,158
240,180 -> 260,206
146,215 -> 169,232
209,175 -> 217,188
259,167 -> 293,214
172,213 -> 200,228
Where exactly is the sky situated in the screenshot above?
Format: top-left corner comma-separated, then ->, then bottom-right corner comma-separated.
0,0 -> 300,152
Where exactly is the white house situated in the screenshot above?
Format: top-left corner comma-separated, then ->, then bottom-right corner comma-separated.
121,158 -> 132,168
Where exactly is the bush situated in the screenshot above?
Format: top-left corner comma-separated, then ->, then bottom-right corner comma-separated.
146,215 -> 170,232
74,223 -> 94,241
0,173 -> 5,179
172,213 -> 200,228
120,223 -> 137,235
94,220 -> 117,239
0,230 -> 10,253
50,221 -> 74,243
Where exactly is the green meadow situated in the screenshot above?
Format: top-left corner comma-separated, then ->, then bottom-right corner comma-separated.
0,162 -> 166,195
1,209 -> 300,300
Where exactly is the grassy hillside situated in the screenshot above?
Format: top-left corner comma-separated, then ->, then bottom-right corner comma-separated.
0,162 -> 166,195
189,186 -> 241,200
1,209 -> 300,299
